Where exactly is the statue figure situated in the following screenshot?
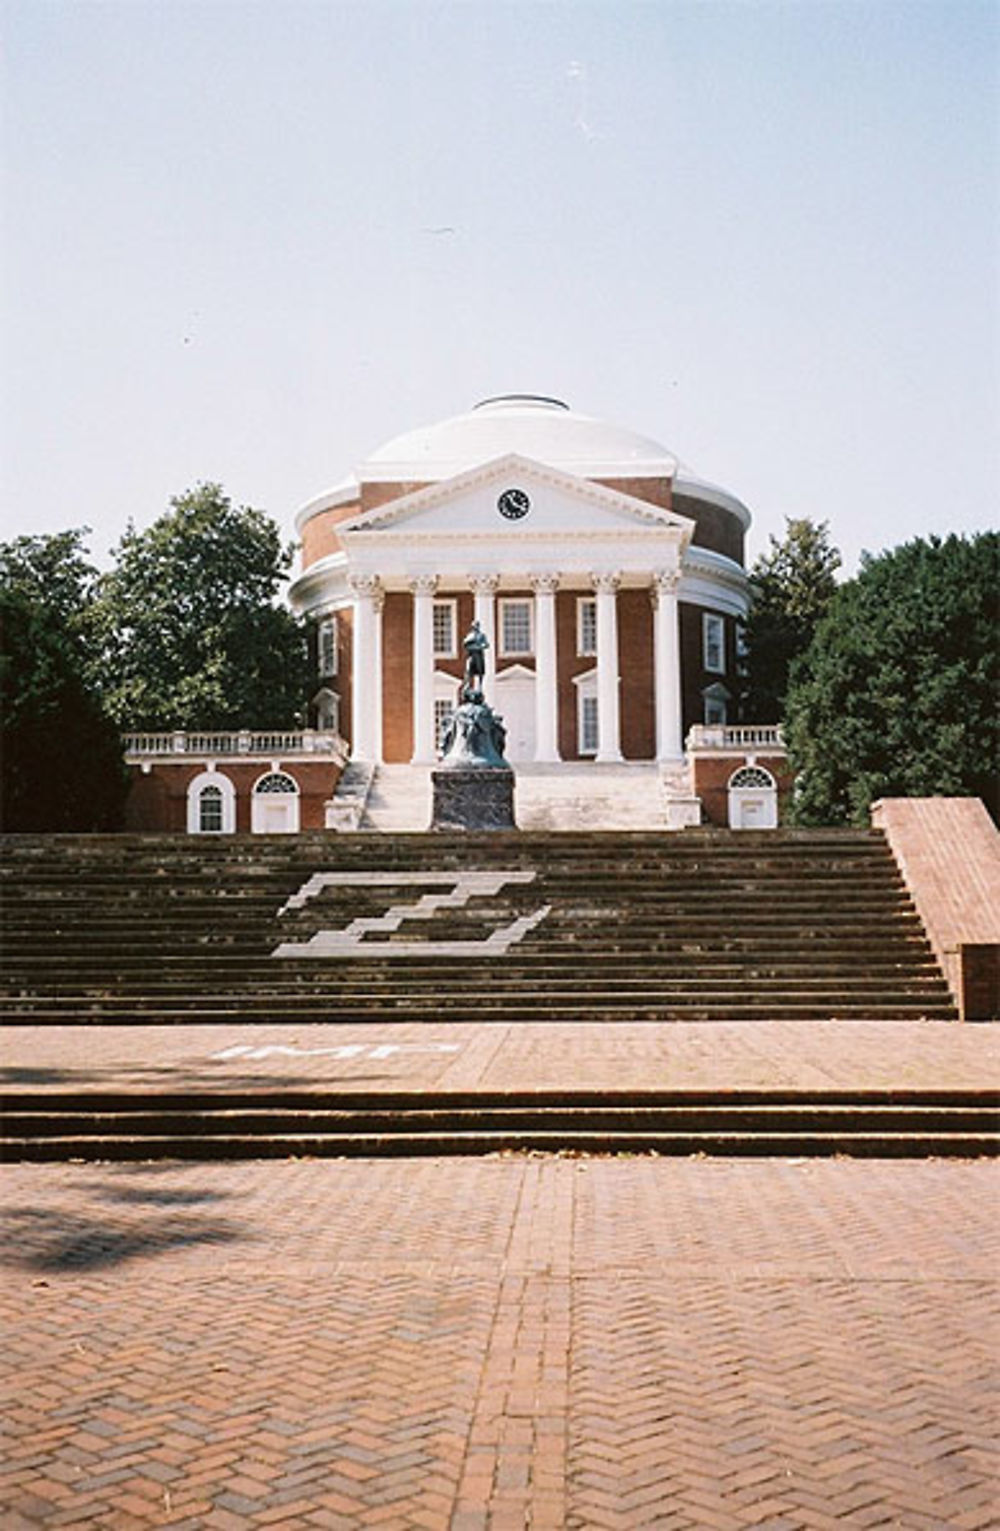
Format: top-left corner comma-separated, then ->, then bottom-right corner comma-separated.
462,619 -> 488,702
439,697 -> 507,769
432,615 -> 515,827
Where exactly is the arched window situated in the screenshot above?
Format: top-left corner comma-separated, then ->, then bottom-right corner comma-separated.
186,770 -> 236,835
251,771 -> 300,834
199,784 -> 223,833
727,762 -> 778,830
728,765 -> 776,791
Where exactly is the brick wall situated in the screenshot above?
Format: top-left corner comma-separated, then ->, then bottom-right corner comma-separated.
691,753 -> 794,827
300,502 -> 361,568
672,494 -> 745,564
871,797 -> 1000,1019
124,760 -> 343,834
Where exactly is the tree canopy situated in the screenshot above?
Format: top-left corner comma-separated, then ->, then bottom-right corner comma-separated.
741,518 -> 841,722
785,532 -> 999,825
92,483 -> 310,730
1,531 -> 127,831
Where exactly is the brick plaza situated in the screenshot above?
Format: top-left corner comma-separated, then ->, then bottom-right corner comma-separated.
3,1021 -> 999,1530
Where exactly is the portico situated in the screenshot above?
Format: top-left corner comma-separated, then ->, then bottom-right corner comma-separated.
289,396 -> 752,775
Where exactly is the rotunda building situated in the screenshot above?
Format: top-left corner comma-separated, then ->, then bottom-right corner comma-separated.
290,395 -> 752,769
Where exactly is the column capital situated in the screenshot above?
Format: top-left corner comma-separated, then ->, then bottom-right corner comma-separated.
409,574 -> 439,596
590,570 -> 622,595
468,572 -> 500,595
348,574 -> 383,600
652,568 -> 681,599
528,572 -> 561,595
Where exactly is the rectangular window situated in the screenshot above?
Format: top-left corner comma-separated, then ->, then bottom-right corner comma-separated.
318,617 -> 338,678
579,694 -> 599,755
704,694 -> 728,726
499,598 -> 533,656
432,599 -> 457,658
703,613 -> 725,674
199,788 -> 223,833
577,597 -> 597,657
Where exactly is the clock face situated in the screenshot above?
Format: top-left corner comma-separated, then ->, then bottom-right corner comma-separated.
497,487 -> 531,521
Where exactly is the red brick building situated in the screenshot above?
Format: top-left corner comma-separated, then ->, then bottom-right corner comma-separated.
125,395 -> 790,831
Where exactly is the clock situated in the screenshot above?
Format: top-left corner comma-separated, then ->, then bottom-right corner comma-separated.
497,487 -> 531,521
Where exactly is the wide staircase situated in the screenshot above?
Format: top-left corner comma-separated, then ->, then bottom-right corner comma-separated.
4,828 -> 991,1162
0,828 -> 958,1027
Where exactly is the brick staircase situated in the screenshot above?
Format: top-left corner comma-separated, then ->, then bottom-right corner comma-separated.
1,828 -> 957,1025
4,827 -> 981,1162
4,1088 -> 995,1162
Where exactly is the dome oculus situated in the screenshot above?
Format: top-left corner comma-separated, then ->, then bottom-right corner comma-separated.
497,487 -> 531,521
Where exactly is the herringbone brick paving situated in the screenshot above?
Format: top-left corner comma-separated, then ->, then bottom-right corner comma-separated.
4,1019 -> 998,1095
2,1157 -> 997,1529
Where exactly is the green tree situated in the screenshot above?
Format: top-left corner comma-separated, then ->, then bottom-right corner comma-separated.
1,531 -> 127,831
93,483 -> 310,730
741,518 -> 841,722
785,532 -> 1000,825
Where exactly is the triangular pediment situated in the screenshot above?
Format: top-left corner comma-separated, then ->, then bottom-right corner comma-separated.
338,455 -> 694,542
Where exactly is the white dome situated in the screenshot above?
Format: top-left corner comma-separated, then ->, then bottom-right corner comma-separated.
358,395 -> 679,482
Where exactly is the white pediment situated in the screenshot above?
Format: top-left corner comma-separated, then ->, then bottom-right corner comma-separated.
338,455 -> 694,543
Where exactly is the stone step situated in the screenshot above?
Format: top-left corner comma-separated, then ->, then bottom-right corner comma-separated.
3,1090 -> 995,1162
2,1001 -> 959,1022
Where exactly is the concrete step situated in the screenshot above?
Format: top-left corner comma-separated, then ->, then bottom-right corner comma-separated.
3,1090 -> 996,1162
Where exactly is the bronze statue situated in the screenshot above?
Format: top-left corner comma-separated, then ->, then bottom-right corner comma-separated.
462,619 -> 488,701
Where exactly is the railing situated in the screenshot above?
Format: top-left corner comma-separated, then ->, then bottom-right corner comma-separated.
686,724 -> 785,751
123,730 -> 349,761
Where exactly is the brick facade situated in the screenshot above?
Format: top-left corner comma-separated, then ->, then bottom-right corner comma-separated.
691,752 -> 794,827
125,760 -> 342,834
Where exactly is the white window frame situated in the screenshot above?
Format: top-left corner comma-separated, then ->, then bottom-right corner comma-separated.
573,668 -> 599,756
702,682 -> 731,726
251,770 -> 300,834
703,613 -> 725,675
186,769 -> 236,835
576,596 -> 597,657
432,598 -> 458,659
499,597 -> 534,658
314,687 -> 339,734
318,616 -> 338,678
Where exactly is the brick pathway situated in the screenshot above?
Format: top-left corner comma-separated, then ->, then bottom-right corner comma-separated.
4,1020 -> 999,1097
3,1156 -> 997,1529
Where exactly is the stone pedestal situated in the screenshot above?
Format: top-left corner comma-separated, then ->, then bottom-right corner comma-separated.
431,767 -> 516,831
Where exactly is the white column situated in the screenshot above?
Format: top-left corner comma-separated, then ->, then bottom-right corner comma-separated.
372,585 -> 385,763
411,574 -> 438,763
592,571 -> 623,763
469,573 -> 499,702
653,569 -> 684,761
349,576 -> 382,762
530,573 -> 561,762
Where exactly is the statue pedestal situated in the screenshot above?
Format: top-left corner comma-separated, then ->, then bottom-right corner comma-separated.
431,766 -> 516,832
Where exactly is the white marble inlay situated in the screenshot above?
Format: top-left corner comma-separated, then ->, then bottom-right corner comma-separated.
211,1042 -> 462,1061
272,869 -> 551,959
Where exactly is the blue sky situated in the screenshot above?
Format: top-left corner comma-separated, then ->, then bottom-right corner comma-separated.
2,0 -> 997,574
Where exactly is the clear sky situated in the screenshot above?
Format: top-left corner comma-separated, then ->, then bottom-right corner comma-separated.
2,0 -> 997,575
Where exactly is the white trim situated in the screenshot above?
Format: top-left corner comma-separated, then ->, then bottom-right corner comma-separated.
338,455 -> 696,537
432,597 -> 458,658
572,668 -> 599,756
498,596 -> 535,657
251,770 -> 301,835
576,595 -> 597,657
703,612 -> 726,674
318,614 -> 338,678
186,769 -> 236,835
313,687 -> 339,734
